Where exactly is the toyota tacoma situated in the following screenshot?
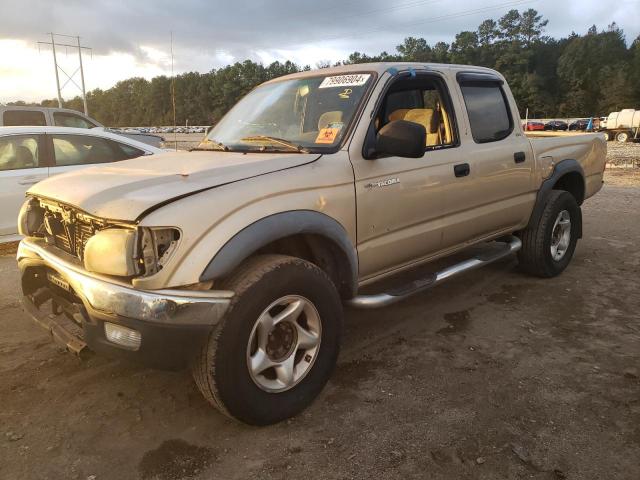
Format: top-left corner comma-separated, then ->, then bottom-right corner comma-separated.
17,63 -> 606,424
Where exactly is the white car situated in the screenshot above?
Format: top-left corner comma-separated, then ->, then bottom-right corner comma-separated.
0,126 -> 164,243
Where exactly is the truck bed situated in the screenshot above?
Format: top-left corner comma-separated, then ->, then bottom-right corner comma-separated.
527,132 -> 607,200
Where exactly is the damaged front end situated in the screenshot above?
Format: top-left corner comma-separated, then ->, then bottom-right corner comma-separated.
16,197 -> 232,368
18,196 -> 180,278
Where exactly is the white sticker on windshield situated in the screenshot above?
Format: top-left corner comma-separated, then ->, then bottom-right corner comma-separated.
319,74 -> 371,89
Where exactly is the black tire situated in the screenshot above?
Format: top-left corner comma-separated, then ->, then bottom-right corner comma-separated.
192,254 -> 343,425
518,190 -> 580,278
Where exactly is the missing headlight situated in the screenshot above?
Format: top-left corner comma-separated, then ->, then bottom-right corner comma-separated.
140,228 -> 181,276
17,197 -> 45,237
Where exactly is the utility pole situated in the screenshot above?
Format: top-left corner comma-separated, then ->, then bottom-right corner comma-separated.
50,33 -> 63,108
38,34 -> 92,114
77,36 -> 88,115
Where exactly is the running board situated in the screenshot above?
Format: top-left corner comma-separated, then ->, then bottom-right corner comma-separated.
347,235 -> 522,309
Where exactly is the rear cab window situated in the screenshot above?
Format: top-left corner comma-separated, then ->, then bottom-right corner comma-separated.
458,73 -> 513,143
3,110 -> 47,127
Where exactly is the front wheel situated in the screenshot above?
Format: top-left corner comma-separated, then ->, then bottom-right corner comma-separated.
518,190 -> 580,278
192,255 -> 343,425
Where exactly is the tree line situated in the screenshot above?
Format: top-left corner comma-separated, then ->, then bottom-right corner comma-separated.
9,8 -> 640,126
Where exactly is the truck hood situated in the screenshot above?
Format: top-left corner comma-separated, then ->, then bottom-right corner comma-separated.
29,150 -> 320,221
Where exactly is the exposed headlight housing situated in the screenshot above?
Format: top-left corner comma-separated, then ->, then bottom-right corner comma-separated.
18,197 -> 45,236
139,227 -> 181,276
84,228 -> 140,277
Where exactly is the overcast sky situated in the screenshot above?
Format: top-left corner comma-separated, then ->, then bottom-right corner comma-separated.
1,0 -> 639,103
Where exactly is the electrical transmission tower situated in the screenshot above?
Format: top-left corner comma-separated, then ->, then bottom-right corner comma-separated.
37,33 -> 92,115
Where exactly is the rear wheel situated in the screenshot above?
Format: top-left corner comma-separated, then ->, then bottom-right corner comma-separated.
192,254 -> 342,425
616,131 -> 630,143
518,190 -> 580,278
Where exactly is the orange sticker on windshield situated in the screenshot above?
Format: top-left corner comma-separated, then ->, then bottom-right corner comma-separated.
315,128 -> 340,144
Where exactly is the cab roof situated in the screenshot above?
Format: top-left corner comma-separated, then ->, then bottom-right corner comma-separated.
263,62 -> 503,85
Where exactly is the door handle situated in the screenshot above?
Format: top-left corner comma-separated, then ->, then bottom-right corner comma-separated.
514,151 -> 526,163
454,163 -> 470,178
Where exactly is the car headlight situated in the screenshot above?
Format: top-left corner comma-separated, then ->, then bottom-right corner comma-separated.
84,228 -> 140,277
18,197 -> 44,236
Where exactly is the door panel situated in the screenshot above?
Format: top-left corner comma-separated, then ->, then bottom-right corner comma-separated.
0,168 -> 49,236
441,80 -> 536,248
0,134 -> 47,236
441,138 -> 535,247
348,72 -> 464,280
353,149 -> 462,278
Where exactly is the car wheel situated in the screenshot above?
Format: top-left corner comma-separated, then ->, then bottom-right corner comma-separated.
602,131 -> 611,141
192,254 -> 343,425
518,190 -> 580,278
616,131 -> 630,143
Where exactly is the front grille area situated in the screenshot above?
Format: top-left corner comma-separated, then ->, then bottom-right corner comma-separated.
35,198 -> 108,262
52,220 -> 97,260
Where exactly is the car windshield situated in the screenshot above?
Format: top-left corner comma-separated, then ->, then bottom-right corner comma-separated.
204,73 -> 374,153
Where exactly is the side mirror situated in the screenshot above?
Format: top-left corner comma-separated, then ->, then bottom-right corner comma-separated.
375,120 -> 426,158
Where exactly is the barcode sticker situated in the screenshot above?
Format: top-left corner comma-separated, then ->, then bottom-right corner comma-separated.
319,74 -> 371,89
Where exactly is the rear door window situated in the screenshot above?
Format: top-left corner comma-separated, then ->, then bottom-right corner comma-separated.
52,134 -> 130,166
53,112 -> 97,129
115,141 -> 146,159
0,135 -> 42,171
459,83 -> 512,143
3,110 -> 47,126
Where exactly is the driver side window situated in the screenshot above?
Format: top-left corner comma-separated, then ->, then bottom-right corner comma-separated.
376,77 -> 457,149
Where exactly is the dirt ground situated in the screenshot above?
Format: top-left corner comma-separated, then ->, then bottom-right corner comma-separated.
1,178 -> 640,480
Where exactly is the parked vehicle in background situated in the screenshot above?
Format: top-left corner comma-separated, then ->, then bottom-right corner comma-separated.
17,63 -> 606,425
0,126 -> 164,243
0,106 -> 164,148
598,109 -> 640,142
544,120 -> 568,131
569,119 -> 590,131
523,121 -> 545,131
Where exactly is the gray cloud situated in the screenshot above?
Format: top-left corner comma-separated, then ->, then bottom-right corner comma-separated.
2,0 -> 639,72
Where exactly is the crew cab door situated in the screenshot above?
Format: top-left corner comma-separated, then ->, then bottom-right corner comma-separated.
0,133 -> 49,237
440,73 -> 536,248
348,71 -> 462,280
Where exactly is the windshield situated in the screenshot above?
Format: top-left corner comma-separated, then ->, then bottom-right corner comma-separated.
204,73 -> 374,152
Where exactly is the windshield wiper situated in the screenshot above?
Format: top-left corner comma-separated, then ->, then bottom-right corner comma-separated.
189,138 -> 230,151
240,135 -> 310,153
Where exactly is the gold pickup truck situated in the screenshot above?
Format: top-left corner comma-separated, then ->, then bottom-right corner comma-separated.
16,63 -> 606,424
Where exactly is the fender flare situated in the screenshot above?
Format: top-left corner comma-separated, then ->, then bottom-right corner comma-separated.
527,159 -> 584,237
199,210 -> 358,291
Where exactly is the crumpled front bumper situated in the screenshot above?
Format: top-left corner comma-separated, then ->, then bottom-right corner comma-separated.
17,238 -> 233,369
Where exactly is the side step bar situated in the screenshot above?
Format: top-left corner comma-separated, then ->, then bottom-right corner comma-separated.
347,235 -> 522,309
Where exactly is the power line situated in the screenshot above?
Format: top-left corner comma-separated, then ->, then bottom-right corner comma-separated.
334,0 -> 444,22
